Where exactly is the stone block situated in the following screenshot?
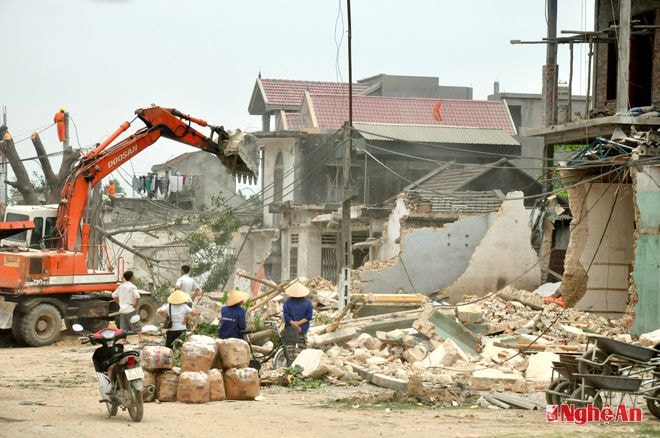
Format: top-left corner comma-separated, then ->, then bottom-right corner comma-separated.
366,356 -> 388,366
456,303 -> 484,324
371,373 -> 408,392
352,348 -> 372,362
402,345 -> 428,364
470,368 -> 526,392
402,334 -> 420,347
308,327 -> 359,348
640,329 -> 660,347
525,352 -> 560,383
422,338 -> 469,368
291,349 -> 329,377
346,333 -> 374,349
386,329 -> 406,342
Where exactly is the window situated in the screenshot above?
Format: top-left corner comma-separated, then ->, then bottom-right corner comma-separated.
508,105 -> 522,131
289,233 -> 298,278
321,233 -> 338,283
30,217 -> 43,247
44,217 -> 57,248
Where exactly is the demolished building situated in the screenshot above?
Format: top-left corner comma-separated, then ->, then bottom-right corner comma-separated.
528,0 -> 660,331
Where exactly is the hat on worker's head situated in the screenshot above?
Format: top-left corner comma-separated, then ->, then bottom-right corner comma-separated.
226,289 -> 249,307
284,282 -> 310,298
167,289 -> 190,305
59,108 -> 66,112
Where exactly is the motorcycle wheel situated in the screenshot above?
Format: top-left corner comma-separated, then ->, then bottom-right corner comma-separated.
273,347 -> 287,369
127,380 -> 144,422
106,401 -> 118,417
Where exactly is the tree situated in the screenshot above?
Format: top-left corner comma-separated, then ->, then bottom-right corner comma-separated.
186,195 -> 240,292
0,113 -> 79,204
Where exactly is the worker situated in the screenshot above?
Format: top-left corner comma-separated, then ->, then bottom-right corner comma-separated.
105,181 -> 116,207
111,271 -> 142,332
157,289 -> 198,348
282,282 -> 313,366
53,108 -> 67,142
218,288 -> 248,340
175,265 -> 202,301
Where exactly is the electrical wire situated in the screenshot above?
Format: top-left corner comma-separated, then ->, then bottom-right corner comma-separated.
360,143 -> 656,203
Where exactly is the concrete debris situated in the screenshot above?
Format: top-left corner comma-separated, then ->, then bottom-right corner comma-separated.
422,339 -> 470,368
231,269 -> 639,403
524,352 -> 560,389
291,349 -> 330,378
456,303 -> 484,324
469,368 -> 526,392
639,329 -> 660,348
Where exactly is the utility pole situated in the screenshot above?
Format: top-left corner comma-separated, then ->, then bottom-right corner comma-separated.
1,106 -> 6,205
541,0 -> 558,194
616,0 -> 631,113
339,0 -> 353,310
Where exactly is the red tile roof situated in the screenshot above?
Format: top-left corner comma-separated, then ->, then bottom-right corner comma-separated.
260,79 -> 370,108
284,112 -> 302,130
308,94 -> 515,133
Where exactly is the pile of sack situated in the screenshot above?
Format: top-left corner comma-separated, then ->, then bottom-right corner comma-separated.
140,335 -> 260,404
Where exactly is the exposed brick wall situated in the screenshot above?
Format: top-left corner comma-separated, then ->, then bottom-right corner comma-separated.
593,0 -> 659,110
654,8 -> 660,104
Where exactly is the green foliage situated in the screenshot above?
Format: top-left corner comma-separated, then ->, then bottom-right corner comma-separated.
315,314 -> 331,325
554,143 -> 584,153
252,313 -> 262,331
284,365 -> 326,391
186,195 -> 240,292
194,321 -> 219,337
170,332 -> 188,367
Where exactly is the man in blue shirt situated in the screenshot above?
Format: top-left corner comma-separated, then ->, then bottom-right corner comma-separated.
282,282 -> 313,365
218,289 -> 248,339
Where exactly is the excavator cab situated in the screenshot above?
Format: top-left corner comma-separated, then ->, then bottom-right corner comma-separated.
1,205 -> 59,249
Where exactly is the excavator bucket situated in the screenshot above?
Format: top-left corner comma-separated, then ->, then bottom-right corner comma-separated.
223,130 -> 259,184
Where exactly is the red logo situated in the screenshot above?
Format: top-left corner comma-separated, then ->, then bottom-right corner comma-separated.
546,404 -> 643,425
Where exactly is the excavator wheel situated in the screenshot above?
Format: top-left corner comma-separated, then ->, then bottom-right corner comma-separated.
11,313 -> 26,344
20,304 -> 62,347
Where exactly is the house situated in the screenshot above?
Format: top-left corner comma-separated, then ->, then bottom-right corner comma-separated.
239,75 -> 557,297
150,151 -> 240,209
528,0 -> 660,332
248,74 -> 473,132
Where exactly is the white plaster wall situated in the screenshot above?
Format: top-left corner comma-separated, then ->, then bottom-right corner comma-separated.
357,214 -> 493,296
575,183 -> 634,313
441,192 -> 541,303
261,137 -> 298,228
164,151 -> 238,207
378,196 -> 410,260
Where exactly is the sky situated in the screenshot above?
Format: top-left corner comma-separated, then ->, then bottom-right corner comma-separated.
0,0 -> 594,191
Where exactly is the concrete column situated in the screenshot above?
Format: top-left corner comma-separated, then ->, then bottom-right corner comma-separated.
616,0 -> 631,113
262,113 -> 271,132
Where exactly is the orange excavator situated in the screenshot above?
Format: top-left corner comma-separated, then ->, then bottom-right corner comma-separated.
0,106 -> 258,346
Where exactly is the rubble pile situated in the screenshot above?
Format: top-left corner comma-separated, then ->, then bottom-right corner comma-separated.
168,275 -> 651,408
478,288 -> 626,339
275,285 -> 642,405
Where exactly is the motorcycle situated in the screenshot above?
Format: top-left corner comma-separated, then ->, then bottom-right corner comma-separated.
73,315 -> 148,422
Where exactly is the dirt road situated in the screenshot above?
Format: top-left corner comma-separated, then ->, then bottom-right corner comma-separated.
0,333 -> 658,437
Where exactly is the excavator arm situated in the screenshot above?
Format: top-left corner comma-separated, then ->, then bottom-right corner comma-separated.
56,105 -> 258,251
